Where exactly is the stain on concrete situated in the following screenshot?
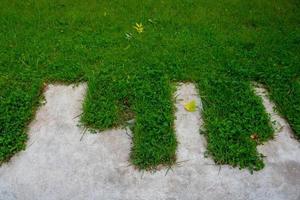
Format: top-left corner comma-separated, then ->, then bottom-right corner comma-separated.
0,83 -> 299,200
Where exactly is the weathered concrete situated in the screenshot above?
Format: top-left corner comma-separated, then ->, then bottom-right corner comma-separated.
0,83 -> 299,200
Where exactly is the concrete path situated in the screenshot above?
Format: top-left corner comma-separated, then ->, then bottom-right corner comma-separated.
0,83 -> 299,200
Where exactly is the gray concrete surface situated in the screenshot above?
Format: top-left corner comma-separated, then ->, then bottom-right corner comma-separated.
0,83 -> 299,200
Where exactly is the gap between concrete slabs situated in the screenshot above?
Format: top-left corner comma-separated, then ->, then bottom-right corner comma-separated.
0,83 -> 299,200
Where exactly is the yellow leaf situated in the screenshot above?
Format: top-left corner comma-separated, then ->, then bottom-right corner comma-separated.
133,23 -> 144,33
184,100 -> 197,112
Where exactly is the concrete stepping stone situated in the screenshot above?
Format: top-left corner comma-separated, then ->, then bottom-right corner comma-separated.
0,83 -> 299,200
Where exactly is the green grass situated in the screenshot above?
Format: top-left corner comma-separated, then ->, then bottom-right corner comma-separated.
0,0 -> 299,171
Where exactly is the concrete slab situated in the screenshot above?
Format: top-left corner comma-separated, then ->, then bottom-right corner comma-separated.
0,83 -> 299,200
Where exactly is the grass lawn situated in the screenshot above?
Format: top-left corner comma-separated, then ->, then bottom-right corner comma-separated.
0,0 -> 299,171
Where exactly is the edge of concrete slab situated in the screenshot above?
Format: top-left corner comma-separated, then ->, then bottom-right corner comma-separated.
0,82 -> 299,200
